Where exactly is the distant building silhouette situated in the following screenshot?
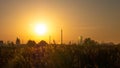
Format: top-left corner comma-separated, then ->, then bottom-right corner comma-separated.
16,37 -> 20,45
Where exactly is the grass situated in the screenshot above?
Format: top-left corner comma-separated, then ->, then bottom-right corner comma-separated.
0,44 -> 120,68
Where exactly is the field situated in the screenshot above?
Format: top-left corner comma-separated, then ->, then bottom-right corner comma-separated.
0,42 -> 120,68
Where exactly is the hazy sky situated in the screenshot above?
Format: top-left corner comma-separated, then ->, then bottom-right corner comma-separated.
0,0 -> 120,44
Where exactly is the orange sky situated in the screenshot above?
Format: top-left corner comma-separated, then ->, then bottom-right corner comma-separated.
0,0 -> 120,44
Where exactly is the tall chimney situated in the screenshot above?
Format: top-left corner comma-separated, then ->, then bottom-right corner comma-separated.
49,35 -> 51,44
61,29 -> 63,45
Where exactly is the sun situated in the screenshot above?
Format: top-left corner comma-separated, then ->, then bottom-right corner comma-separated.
34,24 -> 47,35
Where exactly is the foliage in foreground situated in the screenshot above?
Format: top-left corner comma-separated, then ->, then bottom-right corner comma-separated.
0,44 -> 120,68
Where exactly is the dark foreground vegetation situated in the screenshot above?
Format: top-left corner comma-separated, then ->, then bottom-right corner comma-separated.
0,39 -> 120,68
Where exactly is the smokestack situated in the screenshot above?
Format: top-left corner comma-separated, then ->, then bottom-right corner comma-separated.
61,29 -> 63,45
49,35 -> 51,44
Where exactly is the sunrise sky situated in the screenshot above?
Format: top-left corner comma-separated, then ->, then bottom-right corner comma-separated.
0,0 -> 120,44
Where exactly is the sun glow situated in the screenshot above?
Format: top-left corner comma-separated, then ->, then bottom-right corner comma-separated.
34,23 -> 47,35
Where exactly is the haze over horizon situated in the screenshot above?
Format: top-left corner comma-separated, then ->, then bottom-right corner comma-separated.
0,0 -> 120,44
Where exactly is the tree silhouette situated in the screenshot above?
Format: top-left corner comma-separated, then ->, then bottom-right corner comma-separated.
83,38 -> 98,46
38,40 -> 48,46
27,40 -> 36,46
16,37 -> 20,45
0,40 -> 3,46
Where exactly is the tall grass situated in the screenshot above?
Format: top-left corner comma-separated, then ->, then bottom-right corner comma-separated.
0,44 -> 120,68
